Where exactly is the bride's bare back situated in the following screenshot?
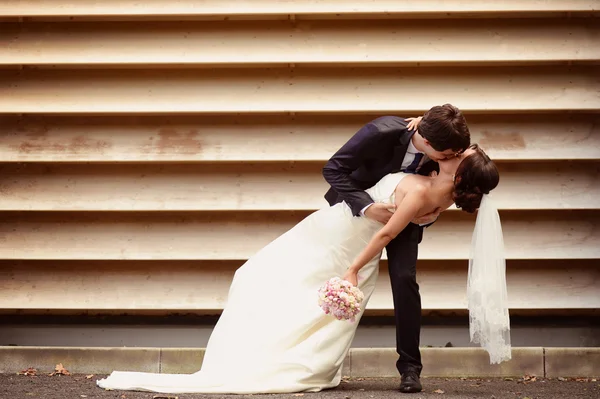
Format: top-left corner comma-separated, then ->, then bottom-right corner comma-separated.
393,174 -> 454,219
392,148 -> 472,220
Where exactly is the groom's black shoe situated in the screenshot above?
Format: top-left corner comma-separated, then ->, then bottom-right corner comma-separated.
399,371 -> 422,393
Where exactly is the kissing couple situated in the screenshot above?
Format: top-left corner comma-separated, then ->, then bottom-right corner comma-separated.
98,104 -> 511,394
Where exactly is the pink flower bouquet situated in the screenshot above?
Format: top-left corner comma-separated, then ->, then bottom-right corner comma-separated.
318,277 -> 365,322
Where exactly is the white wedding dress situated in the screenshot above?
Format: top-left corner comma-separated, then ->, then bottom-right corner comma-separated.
97,172 -> 408,394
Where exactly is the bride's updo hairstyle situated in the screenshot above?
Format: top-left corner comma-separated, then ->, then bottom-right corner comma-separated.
453,144 -> 499,213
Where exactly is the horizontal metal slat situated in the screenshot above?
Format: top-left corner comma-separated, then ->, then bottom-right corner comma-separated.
1,67 -> 598,113
2,19 -> 598,65
0,211 -> 597,260
1,115 -> 598,162
0,0 -> 599,16
0,162 -> 597,211
1,0 -> 599,17
1,260 -> 597,312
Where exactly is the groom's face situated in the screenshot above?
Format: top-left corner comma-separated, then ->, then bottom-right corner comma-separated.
423,140 -> 459,162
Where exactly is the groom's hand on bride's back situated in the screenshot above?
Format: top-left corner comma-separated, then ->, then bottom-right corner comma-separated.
364,203 -> 396,224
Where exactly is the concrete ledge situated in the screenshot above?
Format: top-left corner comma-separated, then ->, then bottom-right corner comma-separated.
0,347 -> 160,374
349,348 -> 544,378
342,352 -> 351,376
545,348 -> 600,378
160,348 -> 205,374
0,347 -> 598,377
349,348 -> 397,377
421,347 -> 544,378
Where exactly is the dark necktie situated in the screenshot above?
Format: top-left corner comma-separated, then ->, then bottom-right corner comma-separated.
404,153 -> 424,174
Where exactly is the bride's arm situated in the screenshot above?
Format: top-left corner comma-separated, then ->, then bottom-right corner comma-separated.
346,187 -> 425,278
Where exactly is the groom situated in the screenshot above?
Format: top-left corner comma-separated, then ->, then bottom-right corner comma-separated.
323,104 -> 471,393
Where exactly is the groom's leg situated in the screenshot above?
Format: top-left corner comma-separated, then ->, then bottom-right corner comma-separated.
386,223 -> 423,376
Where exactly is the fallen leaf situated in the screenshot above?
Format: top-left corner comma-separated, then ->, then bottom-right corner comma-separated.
576,378 -> 588,382
17,368 -> 37,376
49,363 -> 70,376
592,378 -> 597,382
558,377 -> 567,381
504,377 -> 514,381
433,389 -> 445,394
86,374 -> 94,379
460,377 -> 467,381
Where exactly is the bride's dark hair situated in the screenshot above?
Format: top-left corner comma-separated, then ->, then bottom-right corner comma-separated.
453,144 -> 499,213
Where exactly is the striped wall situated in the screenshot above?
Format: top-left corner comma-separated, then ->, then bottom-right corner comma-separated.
0,1 -> 599,324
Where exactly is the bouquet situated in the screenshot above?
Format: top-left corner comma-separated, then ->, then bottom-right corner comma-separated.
318,277 -> 365,322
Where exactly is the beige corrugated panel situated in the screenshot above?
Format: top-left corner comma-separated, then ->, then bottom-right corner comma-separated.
0,4 -> 598,316
2,1 -> 599,17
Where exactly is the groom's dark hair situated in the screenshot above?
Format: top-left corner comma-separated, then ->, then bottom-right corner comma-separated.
418,104 -> 470,152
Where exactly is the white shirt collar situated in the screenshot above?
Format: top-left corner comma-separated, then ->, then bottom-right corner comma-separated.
407,136 -> 421,155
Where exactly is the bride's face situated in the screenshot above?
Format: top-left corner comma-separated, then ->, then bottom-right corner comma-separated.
438,147 -> 476,175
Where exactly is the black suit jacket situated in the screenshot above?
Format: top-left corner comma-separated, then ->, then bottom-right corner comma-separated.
323,116 -> 439,223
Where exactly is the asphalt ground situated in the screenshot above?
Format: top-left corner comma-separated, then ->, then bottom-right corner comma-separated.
1,374 -> 598,399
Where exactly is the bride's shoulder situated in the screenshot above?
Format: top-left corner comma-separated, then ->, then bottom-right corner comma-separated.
396,175 -> 430,197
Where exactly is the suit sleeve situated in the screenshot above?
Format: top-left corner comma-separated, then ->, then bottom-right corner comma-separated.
322,123 -> 384,216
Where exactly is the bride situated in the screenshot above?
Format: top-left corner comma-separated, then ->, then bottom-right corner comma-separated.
97,144 -> 509,394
